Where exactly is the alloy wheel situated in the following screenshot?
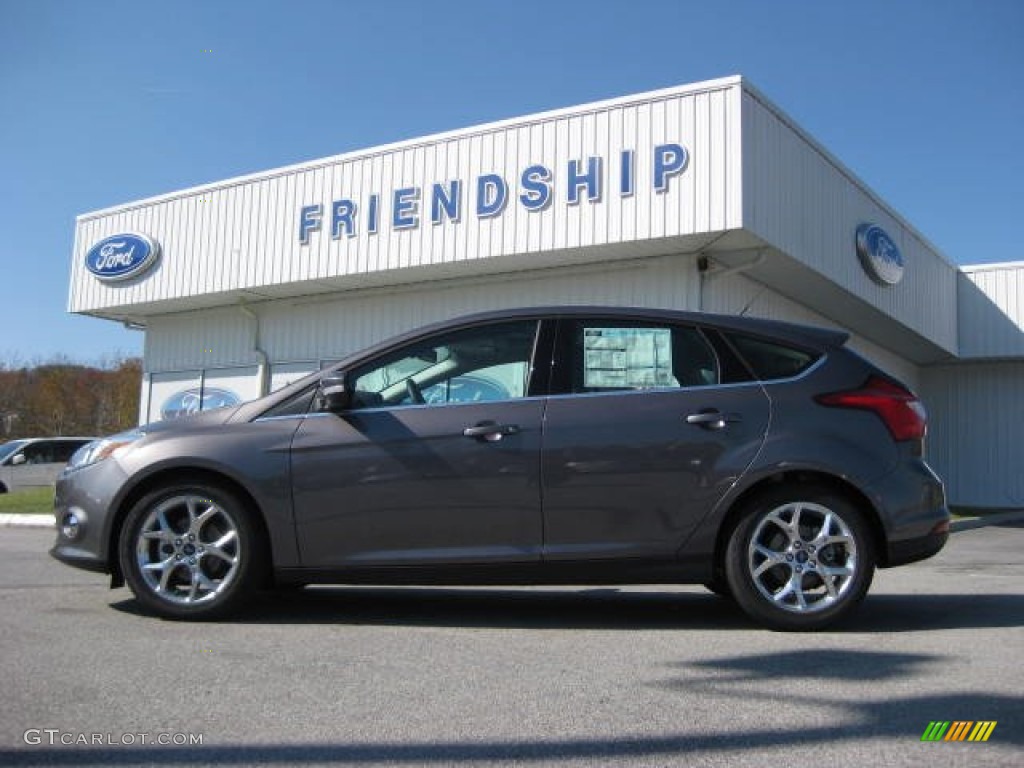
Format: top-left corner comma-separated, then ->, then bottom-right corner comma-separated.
134,494 -> 242,606
746,501 -> 857,614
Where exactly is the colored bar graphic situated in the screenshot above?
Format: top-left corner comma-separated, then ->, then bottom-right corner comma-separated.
968,722 -> 997,742
921,722 -> 950,741
921,720 -> 997,742
945,721 -> 973,741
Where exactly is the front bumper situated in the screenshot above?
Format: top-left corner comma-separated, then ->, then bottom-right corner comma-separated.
49,545 -> 108,573
49,459 -> 130,575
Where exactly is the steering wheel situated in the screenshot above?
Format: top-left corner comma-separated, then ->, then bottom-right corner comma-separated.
405,378 -> 426,405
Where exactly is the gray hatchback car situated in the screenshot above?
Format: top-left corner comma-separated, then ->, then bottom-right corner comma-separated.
52,307 -> 949,630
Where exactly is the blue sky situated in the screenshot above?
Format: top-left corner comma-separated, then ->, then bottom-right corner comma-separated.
1,0 -> 1021,365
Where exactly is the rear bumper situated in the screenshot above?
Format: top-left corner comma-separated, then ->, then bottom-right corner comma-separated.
886,527 -> 949,567
870,457 -> 950,567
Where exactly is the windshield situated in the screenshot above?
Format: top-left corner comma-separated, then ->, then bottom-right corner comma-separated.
0,440 -> 28,464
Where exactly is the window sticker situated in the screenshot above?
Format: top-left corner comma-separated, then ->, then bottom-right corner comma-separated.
583,327 -> 674,389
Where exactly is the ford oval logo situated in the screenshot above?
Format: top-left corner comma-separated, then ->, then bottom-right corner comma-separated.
856,223 -> 904,286
85,233 -> 160,282
160,387 -> 241,421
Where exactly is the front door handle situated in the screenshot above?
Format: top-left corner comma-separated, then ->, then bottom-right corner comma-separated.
685,410 -> 741,430
463,422 -> 520,442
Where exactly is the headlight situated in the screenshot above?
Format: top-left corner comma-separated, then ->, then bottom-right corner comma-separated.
67,429 -> 144,471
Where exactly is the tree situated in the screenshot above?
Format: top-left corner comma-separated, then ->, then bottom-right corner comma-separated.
0,357 -> 143,438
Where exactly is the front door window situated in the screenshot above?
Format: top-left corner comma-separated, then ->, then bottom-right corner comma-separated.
349,320 -> 539,409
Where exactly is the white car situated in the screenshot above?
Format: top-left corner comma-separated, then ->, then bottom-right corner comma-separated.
0,437 -> 97,493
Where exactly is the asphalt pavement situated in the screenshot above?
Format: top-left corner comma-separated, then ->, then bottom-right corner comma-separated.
0,521 -> 1021,767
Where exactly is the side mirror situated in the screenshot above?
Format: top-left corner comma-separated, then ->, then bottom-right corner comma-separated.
11,453 -> 26,466
317,373 -> 351,412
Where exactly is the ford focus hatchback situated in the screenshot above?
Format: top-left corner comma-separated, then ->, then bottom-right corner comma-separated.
51,307 -> 949,630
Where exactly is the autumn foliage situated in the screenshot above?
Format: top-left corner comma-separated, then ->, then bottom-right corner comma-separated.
0,358 -> 142,439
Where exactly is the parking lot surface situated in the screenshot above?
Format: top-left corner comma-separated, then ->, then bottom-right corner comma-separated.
0,522 -> 1021,767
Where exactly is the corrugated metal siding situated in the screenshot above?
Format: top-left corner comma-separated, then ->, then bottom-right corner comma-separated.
922,362 -> 1024,507
144,307 -> 257,372
958,263 -> 1024,358
71,79 -> 744,315
144,254 -> 920,386
741,88 -> 958,355
144,255 -> 702,372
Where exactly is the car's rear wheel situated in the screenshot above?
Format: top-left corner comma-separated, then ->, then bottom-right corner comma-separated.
724,485 -> 875,631
119,483 -> 264,620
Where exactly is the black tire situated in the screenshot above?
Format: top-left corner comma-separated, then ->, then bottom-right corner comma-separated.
724,484 -> 875,631
118,483 -> 265,620
703,570 -> 733,600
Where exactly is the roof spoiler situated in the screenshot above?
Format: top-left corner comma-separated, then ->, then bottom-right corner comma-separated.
795,325 -> 850,348
711,315 -> 850,349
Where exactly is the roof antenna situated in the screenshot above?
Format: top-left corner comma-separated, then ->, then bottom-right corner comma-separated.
738,286 -> 768,317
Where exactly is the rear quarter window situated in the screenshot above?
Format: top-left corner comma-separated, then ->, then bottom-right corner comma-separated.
726,333 -> 819,381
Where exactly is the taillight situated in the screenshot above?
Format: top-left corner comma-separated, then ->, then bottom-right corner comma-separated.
815,376 -> 927,442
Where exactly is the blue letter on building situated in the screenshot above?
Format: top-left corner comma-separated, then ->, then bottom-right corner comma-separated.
431,180 -> 462,224
299,204 -> 322,244
393,187 -> 420,229
367,194 -> 380,235
620,150 -> 635,197
477,174 -> 508,218
567,157 -> 602,204
331,199 -> 357,238
520,165 -> 552,211
653,143 -> 689,192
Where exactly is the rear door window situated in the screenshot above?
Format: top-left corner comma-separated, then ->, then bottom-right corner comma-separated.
555,320 -> 719,394
21,442 -> 55,464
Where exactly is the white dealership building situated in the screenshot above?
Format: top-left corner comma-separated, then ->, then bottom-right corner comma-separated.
68,76 -> 1023,508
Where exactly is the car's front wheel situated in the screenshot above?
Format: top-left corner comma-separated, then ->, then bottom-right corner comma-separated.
119,483 -> 264,620
724,485 -> 875,631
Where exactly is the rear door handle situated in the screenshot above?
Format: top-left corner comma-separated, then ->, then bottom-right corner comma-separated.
463,422 -> 520,442
685,410 -> 741,430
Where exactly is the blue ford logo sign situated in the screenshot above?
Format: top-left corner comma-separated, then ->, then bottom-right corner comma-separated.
856,223 -> 904,286
160,387 -> 241,421
85,233 -> 160,282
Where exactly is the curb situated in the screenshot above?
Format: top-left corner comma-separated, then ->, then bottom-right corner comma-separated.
0,513 -> 55,528
949,509 -> 1024,532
